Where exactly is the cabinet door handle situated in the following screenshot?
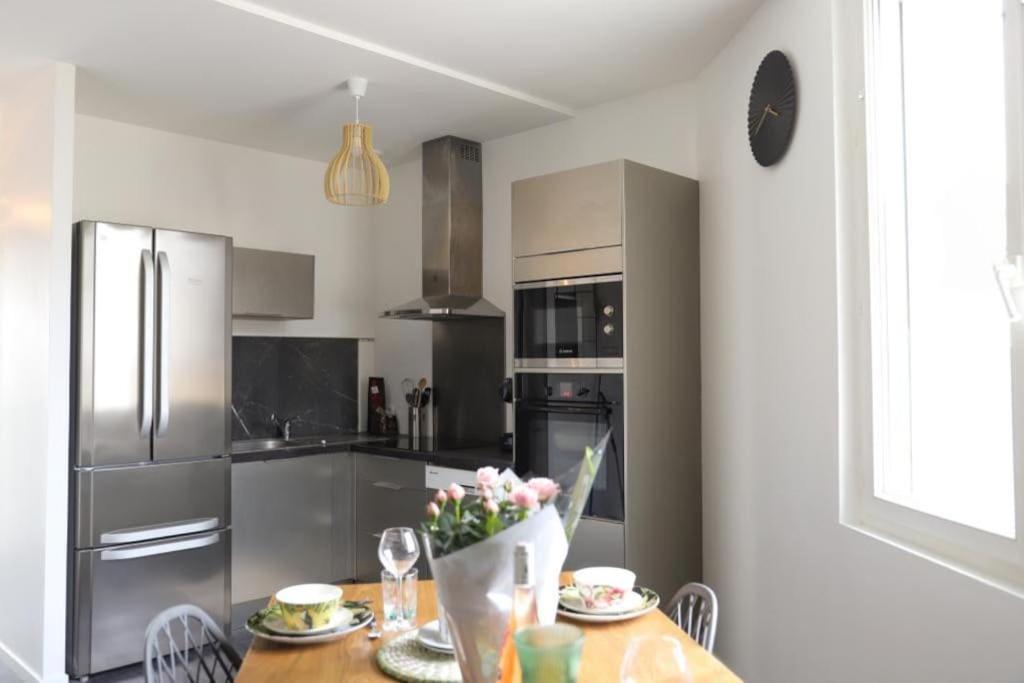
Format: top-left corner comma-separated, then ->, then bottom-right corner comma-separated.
372,481 -> 403,491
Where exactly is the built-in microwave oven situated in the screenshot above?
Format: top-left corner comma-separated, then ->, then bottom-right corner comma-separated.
513,274 -> 623,369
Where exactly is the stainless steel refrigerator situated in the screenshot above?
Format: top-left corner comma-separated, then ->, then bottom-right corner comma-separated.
68,221 -> 232,677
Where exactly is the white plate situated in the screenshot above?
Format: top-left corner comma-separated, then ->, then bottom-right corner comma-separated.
416,620 -> 455,654
263,607 -> 353,635
559,590 -> 644,615
247,608 -> 372,644
557,587 -> 660,624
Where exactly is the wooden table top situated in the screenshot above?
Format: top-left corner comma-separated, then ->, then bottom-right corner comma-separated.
236,576 -> 742,683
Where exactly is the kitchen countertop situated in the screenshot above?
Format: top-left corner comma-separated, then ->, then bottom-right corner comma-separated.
230,432 -> 513,471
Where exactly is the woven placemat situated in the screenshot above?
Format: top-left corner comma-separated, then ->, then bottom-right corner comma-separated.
376,630 -> 462,683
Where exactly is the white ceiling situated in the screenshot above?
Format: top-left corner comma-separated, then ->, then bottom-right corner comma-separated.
0,0 -> 761,163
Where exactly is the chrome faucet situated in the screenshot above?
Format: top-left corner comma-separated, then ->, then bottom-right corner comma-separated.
270,413 -> 299,440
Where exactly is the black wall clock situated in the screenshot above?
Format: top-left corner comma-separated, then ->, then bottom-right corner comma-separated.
747,50 -> 797,167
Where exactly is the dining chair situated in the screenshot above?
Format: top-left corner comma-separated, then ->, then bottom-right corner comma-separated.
144,604 -> 242,683
665,582 -> 718,653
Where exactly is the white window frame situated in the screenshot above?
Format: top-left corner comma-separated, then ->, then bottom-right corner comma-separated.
836,0 -> 1024,596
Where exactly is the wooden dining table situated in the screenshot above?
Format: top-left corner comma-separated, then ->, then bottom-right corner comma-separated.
235,575 -> 742,682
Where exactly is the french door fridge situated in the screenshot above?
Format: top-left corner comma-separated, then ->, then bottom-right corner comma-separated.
68,221 -> 232,677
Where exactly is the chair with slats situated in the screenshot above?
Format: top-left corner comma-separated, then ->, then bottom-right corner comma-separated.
665,582 -> 719,653
144,604 -> 242,683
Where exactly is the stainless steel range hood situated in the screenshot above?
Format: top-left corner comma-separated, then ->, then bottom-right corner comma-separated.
381,136 -> 504,320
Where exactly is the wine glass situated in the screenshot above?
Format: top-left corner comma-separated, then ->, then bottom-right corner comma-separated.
378,527 -> 420,630
620,635 -> 692,683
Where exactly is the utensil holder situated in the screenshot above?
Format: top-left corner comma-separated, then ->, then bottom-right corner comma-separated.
408,406 -> 426,440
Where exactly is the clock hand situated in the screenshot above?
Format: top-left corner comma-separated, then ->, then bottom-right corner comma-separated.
766,104 -> 780,117
752,105 -> 770,138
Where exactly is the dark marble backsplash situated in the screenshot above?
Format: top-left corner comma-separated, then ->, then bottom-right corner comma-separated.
232,336 -> 359,440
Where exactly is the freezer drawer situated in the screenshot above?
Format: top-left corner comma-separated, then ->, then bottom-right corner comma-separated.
75,458 -> 229,549
68,529 -> 230,677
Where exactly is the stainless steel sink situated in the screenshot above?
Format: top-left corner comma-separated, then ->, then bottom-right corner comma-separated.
231,436 -> 333,454
232,438 -> 290,453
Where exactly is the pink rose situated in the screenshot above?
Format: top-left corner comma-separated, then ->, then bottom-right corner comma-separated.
476,466 -> 500,490
426,502 -> 440,518
510,484 -> 539,510
434,489 -> 448,505
483,498 -> 499,515
527,477 -> 560,503
448,483 -> 466,502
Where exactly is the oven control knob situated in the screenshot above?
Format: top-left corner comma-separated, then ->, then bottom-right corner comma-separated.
603,323 -> 615,335
603,305 -> 615,317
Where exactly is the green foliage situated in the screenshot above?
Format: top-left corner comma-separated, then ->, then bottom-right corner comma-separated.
422,495 -> 527,559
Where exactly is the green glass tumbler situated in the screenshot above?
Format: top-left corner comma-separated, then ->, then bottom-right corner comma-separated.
513,623 -> 584,683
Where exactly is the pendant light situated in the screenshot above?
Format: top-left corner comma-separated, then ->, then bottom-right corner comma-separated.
324,77 -> 390,206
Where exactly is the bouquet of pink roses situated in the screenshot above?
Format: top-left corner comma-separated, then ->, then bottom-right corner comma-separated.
423,469 -> 561,558
420,430 -> 612,683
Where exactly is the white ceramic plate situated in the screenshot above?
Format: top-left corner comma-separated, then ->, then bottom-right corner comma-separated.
246,607 -> 372,644
557,586 -> 660,624
263,607 -> 353,636
416,620 -> 455,654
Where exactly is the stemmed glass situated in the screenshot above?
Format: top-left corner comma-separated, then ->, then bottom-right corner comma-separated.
620,635 -> 692,682
378,527 -> 420,630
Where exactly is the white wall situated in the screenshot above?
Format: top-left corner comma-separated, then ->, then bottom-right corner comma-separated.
372,82 -> 699,432
698,0 -> 1024,681
74,115 -> 378,426
74,115 -> 377,339
0,62 -> 75,683
371,159 -> 432,433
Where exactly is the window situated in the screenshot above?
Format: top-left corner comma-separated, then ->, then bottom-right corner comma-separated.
839,0 -> 1024,593
868,0 -> 1016,536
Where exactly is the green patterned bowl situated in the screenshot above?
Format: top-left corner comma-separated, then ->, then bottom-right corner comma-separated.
274,583 -> 343,631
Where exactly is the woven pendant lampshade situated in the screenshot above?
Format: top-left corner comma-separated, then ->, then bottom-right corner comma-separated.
324,78 -> 390,206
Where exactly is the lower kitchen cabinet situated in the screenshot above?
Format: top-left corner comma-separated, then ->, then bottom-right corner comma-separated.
564,517 -> 625,570
353,451 -> 431,582
231,454 -> 337,605
331,454 -> 355,581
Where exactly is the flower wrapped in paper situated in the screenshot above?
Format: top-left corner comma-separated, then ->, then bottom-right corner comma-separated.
421,429 -> 612,682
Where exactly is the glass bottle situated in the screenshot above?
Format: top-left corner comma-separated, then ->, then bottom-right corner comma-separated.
500,542 -> 539,683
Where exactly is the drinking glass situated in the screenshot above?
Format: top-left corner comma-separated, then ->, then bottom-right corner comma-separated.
377,527 -> 420,631
619,635 -> 692,683
513,624 -> 584,683
382,568 -> 417,627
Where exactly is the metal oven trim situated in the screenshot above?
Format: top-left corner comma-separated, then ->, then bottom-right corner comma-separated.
512,273 -> 623,291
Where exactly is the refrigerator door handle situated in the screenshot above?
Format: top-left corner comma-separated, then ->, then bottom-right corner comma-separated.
140,249 -> 155,437
99,516 -> 220,545
99,531 -> 221,561
155,251 -> 171,437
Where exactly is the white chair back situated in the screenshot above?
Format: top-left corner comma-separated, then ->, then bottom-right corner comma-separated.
144,604 -> 241,683
666,582 -> 718,653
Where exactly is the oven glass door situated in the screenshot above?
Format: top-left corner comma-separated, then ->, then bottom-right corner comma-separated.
514,276 -> 622,367
514,373 -> 624,522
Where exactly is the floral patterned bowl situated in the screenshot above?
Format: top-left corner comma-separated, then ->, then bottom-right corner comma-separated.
572,567 -> 636,610
274,583 -> 343,631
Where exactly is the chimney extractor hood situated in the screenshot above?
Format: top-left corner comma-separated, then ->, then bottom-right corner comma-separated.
381,136 -> 504,320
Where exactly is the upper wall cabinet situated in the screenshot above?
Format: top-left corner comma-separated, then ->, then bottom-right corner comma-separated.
512,160 -> 623,259
232,247 -> 315,319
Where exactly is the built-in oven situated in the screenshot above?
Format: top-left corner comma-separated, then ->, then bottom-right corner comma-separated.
514,274 -> 623,369
514,372 -> 624,522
